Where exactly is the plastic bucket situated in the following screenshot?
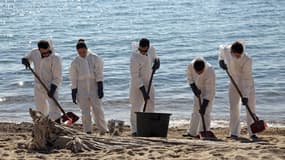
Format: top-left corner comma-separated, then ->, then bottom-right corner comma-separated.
135,112 -> 171,137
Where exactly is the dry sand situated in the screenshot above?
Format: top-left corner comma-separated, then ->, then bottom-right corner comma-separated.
0,122 -> 284,160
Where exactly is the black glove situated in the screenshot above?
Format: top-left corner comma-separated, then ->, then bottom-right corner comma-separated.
190,83 -> 201,97
97,81 -> 104,99
139,86 -> 150,101
219,60 -> 227,70
48,84 -> 57,98
241,97 -> 248,105
199,99 -> 209,115
72,88 -> 77,104
21,58 -> 30,69
152,58 -> 160,71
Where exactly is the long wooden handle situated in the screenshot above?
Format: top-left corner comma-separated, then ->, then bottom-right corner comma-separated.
198,95 -> 207,132
225,69 -> 257,122
28,65 -> 66,115
143,69 -> 155,112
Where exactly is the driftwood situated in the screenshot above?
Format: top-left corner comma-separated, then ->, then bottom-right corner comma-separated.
26,109 -> 188,153
26,108 -> 112,153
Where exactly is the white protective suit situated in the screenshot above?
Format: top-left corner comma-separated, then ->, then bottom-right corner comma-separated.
69,50 -> 108,133
129,42 -> 158,133
186,58 -> 216,136
219,43 -> 256,136
24,40 -> 62,120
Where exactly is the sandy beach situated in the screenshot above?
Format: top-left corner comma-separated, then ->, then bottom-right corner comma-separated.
0,122 -> 284,160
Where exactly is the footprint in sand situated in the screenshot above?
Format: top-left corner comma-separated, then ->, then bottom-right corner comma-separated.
3,147 -> 10,151
0,138 -> 11,141
169,154 -> 180,158
14,149 -> 26,154
259,145 -> 277,152
2,153 -> 9,157
127,150 -> 135,156
261,155 -> 273,159
137,151 -> 145,156
129,148 -> 146,156
234,155 -> 249,160
267,148 -> 285,155
173,148 -> 183,153
211,152 -> 224,157
247,152 -> 259,158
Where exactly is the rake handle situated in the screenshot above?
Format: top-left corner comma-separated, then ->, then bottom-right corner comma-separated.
225,69 -> 257,122
27,65 -> 66,115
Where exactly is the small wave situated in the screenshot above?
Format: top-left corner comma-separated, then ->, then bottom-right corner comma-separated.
0,95 -> 34,104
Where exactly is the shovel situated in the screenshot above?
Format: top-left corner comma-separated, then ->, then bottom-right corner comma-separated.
225,69 -> 266,133
198,94 -> 216,140
27,65 -> 79,125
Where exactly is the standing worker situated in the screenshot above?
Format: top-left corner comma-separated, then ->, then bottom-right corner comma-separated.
21,39 -> 62,122
69,39 -> 108,135
183,57 -> 216,137
129,38 -> 160,136
219,41 -> 258,140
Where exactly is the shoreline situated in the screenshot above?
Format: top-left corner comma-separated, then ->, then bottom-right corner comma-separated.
1,119 -> 285,129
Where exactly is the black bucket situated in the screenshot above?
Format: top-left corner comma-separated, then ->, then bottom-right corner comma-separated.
135,112 -> 171,137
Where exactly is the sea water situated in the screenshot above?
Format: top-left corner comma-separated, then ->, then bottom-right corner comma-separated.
0,0 -> 284,127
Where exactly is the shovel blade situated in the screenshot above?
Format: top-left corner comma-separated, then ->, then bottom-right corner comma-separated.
250,120 -> 267,134
62,112 -> 79,125
199,131 -> 216,140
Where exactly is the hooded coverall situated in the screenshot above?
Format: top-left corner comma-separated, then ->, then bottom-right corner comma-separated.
187,58 -> 216,136
219,44 -> 256,136
24,41 -> 62,120
129,42 -> 158,133
69,51 -> 108,133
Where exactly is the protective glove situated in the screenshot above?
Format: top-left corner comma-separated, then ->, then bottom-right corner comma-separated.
199,99 -> 209,115
97,81 -> 104,99
190,83 -> 201,97
241,97 -> 248,106
139,86 -> 150,101
152,58 -> 160,71
219,60 -> 227,70
48,84 -> 57,98
72,88 -> 77,104
21,58 -> 30,69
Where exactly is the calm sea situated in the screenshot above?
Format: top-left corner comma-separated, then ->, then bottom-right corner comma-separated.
0,0 -> 284,127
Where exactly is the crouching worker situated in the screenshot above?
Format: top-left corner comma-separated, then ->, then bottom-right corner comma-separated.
129,38 -> 160,137
21,39 -> 62,123
183,57 -> 216,138
69,39 -> 108,135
